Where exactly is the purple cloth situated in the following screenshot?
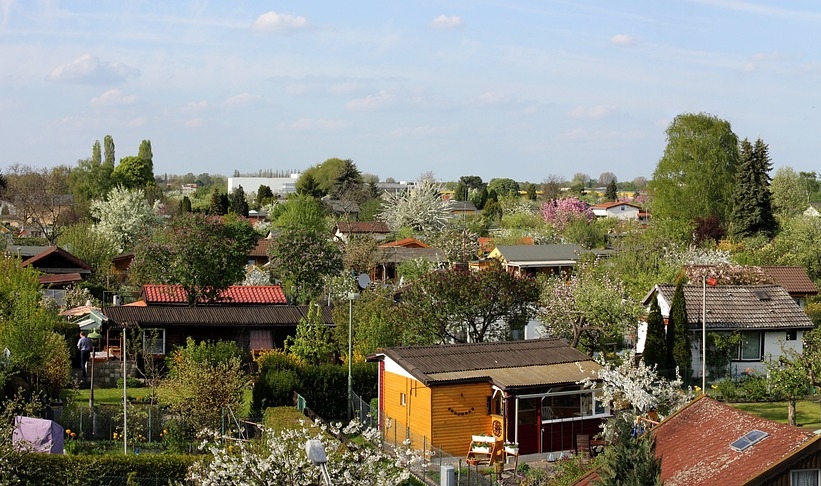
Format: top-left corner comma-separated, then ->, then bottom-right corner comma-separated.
12,416 -> 64,454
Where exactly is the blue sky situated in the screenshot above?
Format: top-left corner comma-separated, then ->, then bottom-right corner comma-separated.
2,1 -> 821,184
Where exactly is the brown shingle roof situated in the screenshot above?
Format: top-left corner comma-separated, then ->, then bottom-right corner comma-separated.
21,246 -> 92,273
380,338 -> 598,389
102,304 -> 334,327
249,237 -> 273,258
760,266 -> 818,295
378,237 -> 429,249
335,221 -> 390,234
649,284 -> 814,330
653,396 -> 820,486
141,284 -> 287,305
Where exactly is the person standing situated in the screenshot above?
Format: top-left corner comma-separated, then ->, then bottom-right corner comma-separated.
77,331 -> 93,377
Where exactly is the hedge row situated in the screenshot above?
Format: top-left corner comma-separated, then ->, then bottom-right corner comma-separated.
251,354 -> 377,420
15,453 -> 197,485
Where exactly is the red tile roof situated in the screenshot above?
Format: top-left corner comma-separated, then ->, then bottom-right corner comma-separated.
141,284 -> 287,305
760,266 -> 818,295
379,237 -> 429,249
655,396 -> 819,486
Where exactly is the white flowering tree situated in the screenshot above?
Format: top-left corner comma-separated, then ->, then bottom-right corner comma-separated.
378,178 -> 449,235
90,186 -> 162,253
187,419 -> 419,486
579,350 -> 692,437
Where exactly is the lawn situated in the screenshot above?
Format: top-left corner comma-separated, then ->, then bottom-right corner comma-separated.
731,400 -> 821,430
68,386 -> 157,405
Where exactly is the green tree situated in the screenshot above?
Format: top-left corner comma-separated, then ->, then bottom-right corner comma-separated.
163,338 -> 247,433
605,179 -> 618,201
113,155 -> 154,189
228,185 -> 249,217
295,172 -> 324,198
643,297 -> 667,372
208,187 -> 228,215
650,113 -> 739,226
751,215 -> 821,284
57,221 -> 118,282
3,164 -> 73,244
379,177 -> 449,234
256,184 -> 275,207
286,302 -> 336,366
730,138 -> 777,239
487,178 -> 520,198
180,196 -> 192,213
271,194 -> 328,232
539,263 -> 641,352
0,257 -> 72,398
595,417 -> 663,486
332,286 -> 406,358
104,134 -> 116,166
770,166 -> 807,217
68,139 -> 116,215
400,264 -> 541,343
268,228 -> 342,304
668,279 -> 691,380
765,350 -> 809,426
130,213 -> 258,305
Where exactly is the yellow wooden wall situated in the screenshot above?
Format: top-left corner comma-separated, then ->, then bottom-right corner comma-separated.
431,382 -> 493,456
382,371 -> 432,449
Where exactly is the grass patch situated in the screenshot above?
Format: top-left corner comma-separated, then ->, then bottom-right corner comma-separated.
730,400 -> 821,430
68,387 -> 157,405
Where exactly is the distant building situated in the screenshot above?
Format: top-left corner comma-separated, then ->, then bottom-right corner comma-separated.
228,175 -> 301,196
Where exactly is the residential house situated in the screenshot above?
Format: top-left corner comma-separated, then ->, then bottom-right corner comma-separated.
14,245 -> 92,305
371,238 -> 447,283
100,284 -> 333,358
641,284 -> 815,377
487,244 -> 608,278
332,221 -> 391,243
323,199 -> 360,220
684,265 -> 818,310
589,201 -> 641,220
804,202 -> 821,217
576,396 -> 821,486
446,200 -> 479,217
477,236 -> 534,258
368,339 -> 607,457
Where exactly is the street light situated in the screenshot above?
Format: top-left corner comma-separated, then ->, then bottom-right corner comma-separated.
702,275 -> 717,394
87,330 -> 102,408
347,292 -> 358,422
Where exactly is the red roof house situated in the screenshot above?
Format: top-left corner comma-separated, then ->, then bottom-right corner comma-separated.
140,284 -> 287,305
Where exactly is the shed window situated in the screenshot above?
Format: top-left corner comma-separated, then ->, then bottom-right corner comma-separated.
400,393 -> 406,406
786,330 -> 798,341
737,331 -> 763,361
142,329 -> 165,355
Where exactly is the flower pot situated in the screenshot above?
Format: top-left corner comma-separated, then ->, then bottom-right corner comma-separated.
472,435 -> 495,443
505,446 -> 519,455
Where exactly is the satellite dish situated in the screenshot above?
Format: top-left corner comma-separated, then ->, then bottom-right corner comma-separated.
356,273 -> 371,290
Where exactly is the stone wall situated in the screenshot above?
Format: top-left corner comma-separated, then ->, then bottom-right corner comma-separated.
90,360 -> 137,388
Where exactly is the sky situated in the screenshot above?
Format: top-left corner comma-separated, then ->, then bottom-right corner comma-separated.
2,1 -> 821,184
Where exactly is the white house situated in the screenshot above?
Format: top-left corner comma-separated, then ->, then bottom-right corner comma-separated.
640,284 -> 815,378
589,201 -> 641,220
227,175 -> 301,196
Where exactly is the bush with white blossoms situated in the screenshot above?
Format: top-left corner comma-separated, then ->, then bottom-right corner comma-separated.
578,350 -> 693,439
187,418 -> 420,485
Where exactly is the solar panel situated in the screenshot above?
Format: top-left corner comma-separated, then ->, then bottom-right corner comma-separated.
730,429 -> 768,452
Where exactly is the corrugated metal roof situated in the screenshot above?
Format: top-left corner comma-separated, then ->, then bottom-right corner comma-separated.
381,338 -> 598,388
653,284 -> 814,330
102,304 -> 333,327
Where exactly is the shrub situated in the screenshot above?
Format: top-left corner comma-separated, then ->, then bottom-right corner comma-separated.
17,453 -> 196,486
115,377 -> 144,389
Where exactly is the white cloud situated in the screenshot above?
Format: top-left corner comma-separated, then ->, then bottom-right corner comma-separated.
251,11 -> 308,32
48,54 -> 139,84
346,91 -> 396,111
223,93 -> 261,108
184,118 -> 204,128
184,100 -> 209,112
610,34 -> 638,46
277,118 -> 349,131
90,88 -> 136,107
568,105 -> 616,119
431,15 -> 464,29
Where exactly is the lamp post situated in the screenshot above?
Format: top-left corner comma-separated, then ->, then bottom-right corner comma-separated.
347,292 -> 357,421
87,330 -> 102,408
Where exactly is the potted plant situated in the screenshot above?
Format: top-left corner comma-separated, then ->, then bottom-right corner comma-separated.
472,434 -> 496,443
504,442 -> 519,455
472,443 -> 492,453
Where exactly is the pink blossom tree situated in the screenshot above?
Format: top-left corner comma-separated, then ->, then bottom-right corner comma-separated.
540,197 -> 594,231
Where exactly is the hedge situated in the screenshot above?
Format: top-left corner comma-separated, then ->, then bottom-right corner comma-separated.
15,453 -> 197,485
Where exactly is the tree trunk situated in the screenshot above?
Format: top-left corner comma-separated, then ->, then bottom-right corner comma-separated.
788,399 -> 797,426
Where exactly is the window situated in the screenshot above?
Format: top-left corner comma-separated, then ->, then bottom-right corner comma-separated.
787,330 -> 798,341
400,393 -> 406,406
730,429 -> 768,452
142,329 -> 165,355
737,331 -> 763,361
791,469 -> 820,486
